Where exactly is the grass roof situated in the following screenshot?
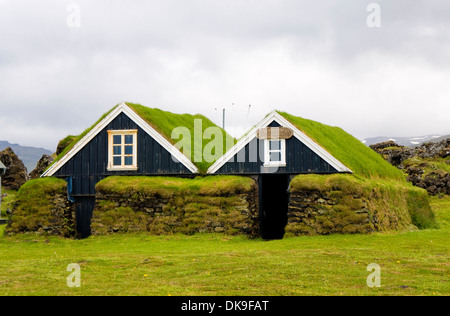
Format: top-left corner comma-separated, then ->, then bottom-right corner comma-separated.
277,111 -> 406,181
126,103 -> 236,173
50,105 -> 120,168
51,102 -> 236,174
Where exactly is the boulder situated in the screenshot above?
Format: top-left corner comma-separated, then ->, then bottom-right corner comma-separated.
29,154 -> 54,180
0,147 -> 29,190
369,141 -> 414,167
56,135 -> 76,156
369,140 -> 398,151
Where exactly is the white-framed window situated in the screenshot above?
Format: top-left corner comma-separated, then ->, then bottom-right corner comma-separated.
264,139 -> 286,167
107,130 -> 138,171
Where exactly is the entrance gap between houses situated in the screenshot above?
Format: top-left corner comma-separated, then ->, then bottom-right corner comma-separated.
75,196 -> 95,239
259,174 -> 290,240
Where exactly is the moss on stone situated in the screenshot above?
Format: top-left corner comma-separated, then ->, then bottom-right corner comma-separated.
92,176 -> 258,236
286,174 -> 437,236
6,178 -> 76,237
95,175 -> 255,197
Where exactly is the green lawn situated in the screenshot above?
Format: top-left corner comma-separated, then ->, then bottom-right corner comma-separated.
0,196 -> 449,296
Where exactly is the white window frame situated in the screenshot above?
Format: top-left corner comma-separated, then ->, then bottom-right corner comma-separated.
264,139 -> 286,167
107,130 -> 138,171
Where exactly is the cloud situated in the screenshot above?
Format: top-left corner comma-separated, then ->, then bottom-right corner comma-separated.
0,0 -> 449,150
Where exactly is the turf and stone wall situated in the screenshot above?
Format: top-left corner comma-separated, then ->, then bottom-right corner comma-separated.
285,174 -> 436,236
91,176 -> 259,236
7,174 -> 436,239
6,178 -> 76,237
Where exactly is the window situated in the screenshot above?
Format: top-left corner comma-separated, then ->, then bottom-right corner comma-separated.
107,130 -> 138,171
264,139 -> 286,167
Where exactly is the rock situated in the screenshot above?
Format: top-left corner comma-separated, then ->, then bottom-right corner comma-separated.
56,135 -> 76,156
29,154 -> 54,180
369,140 -> 398,151
417,139 -> 450,159
371,138 -> 450,196
370,141 -> 414,167
0,147 -> 29,190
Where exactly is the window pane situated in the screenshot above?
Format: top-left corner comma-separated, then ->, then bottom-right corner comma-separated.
269,140 -> 281,150
113,135 -> 122,145
124,135 -> 133,144
113,156 -> 122,166
113,146 -> 121,155
124,156 -> 133,166
125,145 -> 133,155
270,152 -> 281,162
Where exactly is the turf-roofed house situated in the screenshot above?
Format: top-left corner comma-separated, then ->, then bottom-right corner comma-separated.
40,102 -> 236,237
208,111 -> 352,239
209,110 -> 436,238
9,103 -> 435,239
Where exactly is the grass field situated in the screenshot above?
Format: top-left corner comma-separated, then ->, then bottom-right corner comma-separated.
0,196 -> 448,296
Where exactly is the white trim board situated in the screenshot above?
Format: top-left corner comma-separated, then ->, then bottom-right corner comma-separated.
207,111 -> 353,174
42,103 -> 199,177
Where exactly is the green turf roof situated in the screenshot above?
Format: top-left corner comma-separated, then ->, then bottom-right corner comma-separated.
277,111 -> 406,180
52,102 -> 236,174
126,103 -> 236,173
50,104 -> 402,179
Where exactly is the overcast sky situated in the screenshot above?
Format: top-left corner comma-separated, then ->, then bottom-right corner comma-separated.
1,0 -> 449,151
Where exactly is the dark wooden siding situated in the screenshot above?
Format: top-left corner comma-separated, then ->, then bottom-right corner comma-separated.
75,196 -> 96,238
54,112 -> 193,196
215,121 -> 338,175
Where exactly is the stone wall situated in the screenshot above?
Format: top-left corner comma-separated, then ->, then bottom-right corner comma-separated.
285,174 -> 428,236
6,178 -> 76,237
286,190 -> 376,236
91,179 -> 259,237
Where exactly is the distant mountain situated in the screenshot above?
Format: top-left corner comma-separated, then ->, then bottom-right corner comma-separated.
0,141 -> 53,172
362,135 -> 450,148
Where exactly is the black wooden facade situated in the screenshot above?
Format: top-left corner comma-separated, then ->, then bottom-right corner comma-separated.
53,112 -> 192,197
214,121 -> 338,175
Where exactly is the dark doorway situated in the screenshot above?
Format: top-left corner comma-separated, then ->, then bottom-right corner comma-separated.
75,196 -> 96,239
259,174 -> 290,239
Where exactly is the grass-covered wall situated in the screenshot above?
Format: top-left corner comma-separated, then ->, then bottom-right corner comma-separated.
92,176 -> 259,236
286,174 -> 436,236
6,178 -> 76,237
